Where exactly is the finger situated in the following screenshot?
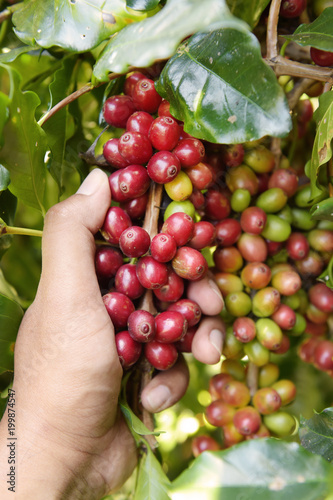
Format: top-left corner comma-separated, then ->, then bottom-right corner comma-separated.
141,355 -> 189,413
191,316 -> 226,365
187,274 -> 224,316
37,169 -> 111,304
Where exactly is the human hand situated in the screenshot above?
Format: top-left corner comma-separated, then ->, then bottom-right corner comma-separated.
0,169 -> 225,499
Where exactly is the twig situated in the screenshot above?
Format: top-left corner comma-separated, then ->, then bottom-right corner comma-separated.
270,137 -> 282,168
246,362 -> 259,397
0,2 -> 21,23
287,78 -> 315,110
129,182 -> 163,451
0,225 -> 43,238
38,67 -> 137,128
0,8 -> 11,24
142,182 -> 163,239
38,82 -> 95,127
266,0 -> 282,60
267,55 -> 333,82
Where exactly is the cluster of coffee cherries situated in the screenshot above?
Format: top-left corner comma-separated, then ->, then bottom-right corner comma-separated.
92,69 -> 333,447
96,71 -> 213,371
192,358 -> 297,455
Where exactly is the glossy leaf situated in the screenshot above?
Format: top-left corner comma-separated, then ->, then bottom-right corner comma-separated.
310,197 -> 333,221
120,402 -> 162,436
43,57 -> 76,197
0,190 -> 17,259
300,408 -> 333,462
0,92 -> 9,147
226,0 -> 270,28
157,23 -> 292,144
318,256 -> 333,289
284,8 -> 333,51
127,0 -> 160,10
0,293 -> 23,343
0,269 -> 20,303
12,0 -> 148,53
0,65 -> 47,214
134,445 -> 171,500
307,92 -> 333,199
0,165 -> 10,191
170,439 -> 332,500
93,0 -> 231,80
0,340 -> 15,374
0,46 -> 38,64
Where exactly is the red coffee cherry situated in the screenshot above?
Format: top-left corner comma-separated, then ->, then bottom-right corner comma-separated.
115,331 -> 142,369
103,95 -> 135,128
144,341 -> 178,370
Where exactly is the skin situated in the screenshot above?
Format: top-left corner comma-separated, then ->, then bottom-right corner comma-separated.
0,169 -> 225,500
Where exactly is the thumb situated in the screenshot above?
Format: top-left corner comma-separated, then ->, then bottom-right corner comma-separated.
37,169 -> 111,303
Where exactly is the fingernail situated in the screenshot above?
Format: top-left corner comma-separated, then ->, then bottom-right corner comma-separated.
76,169 -> 105,196
209,329 -> 224,356
145,385 -> 172,412
208,279 -> 224,305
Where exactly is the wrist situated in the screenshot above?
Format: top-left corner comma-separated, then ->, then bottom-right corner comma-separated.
0,398 -> 105,500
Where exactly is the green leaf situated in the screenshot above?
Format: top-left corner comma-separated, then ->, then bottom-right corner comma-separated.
134,446 -> 171,500
0,293 -> 23,343
120,402 -> 162,436
0,46 -> 39,64
93,0 -> 232,80
307,92 -> 333,199
0,92 -> 10,147
300,408 -> 333,463
284,8 -> 333,52
0,165 -> 10,191
226,0 -> 270,29
318,256 -> 333,289
0,65 -> 47,214
0,190 -> 17,259
310,197 -> 333,221
12,0 -> 148,53
0,340 -> 15,373
170,439 -> 332,500
156,23 -> 292,144
127,0 -> 160,11
0,269 -> 20,303
43,57 -> 76,197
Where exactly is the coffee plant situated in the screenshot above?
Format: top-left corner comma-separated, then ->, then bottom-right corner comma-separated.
0,0 -> 333,498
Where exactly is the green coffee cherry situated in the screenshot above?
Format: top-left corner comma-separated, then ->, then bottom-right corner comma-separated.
256,318 -> 283,350
225,292 -> 252,317
282,294 -> 301,310
291,207 -> 317,231
263,411 -> 296,437
243,145 -> 275,173
261,215 -> 291,242
222,327 -> 244,359
288,313 -> 306,336
244,340 -> 270,366
293,184 -> 313,208
231,189 -> 251,212
252,287 -> 280,317
256,188 -> 288,213
163,200 -> 195,221
259,362 -> 280,387
271,379 -> 297,406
